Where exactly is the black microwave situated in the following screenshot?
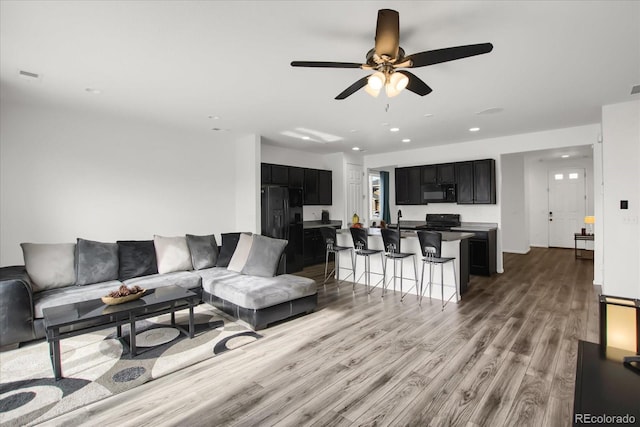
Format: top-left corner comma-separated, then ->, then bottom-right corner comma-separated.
423,184 -> 456,203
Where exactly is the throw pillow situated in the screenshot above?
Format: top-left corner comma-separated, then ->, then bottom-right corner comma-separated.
75,238 -> 119,285
186,234 -> 218,270
154,235 -> 193,274
117,240 -> 158,281
21,243 -> 76,292
227,233 -> 254,272
216,233 -> 241,267
242,235 -> 288,277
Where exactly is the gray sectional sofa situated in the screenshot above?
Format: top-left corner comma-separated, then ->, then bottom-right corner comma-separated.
0,232 -> 317,348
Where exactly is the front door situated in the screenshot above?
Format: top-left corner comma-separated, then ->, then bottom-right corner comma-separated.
548,168 -> 586,248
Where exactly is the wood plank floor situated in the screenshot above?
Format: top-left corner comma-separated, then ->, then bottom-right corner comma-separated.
47,247 -> 598,427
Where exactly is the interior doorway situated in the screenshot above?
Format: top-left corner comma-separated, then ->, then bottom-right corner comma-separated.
548,168 -> 586,248
346,163 -> 363,225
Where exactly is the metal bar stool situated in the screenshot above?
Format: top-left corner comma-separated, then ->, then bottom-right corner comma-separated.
319,227 -> 353,286
380,228 -> 418,298
415,230 -> 458,310
350,227 -> 384,293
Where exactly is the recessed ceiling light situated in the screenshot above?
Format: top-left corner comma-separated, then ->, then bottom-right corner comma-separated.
423,113 -> 433,117
469,127 -> 480,132
381,122 -> 389,126
302,136 -> 310,140
561,154 -> 570,158
85,88 -> 101,94
350,129 -> 358,133
208,115 -> 220,120
390,127 -> 400,132
352,147 -> 361,151
402,139 -> 411,143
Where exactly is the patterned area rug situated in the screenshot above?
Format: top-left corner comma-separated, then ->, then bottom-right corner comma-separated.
0,305 -> 261,426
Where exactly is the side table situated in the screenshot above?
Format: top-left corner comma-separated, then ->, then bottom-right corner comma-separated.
574,233 -> 594,259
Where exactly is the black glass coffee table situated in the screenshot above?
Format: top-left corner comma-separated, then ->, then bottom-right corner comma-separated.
43,285 -> 199,380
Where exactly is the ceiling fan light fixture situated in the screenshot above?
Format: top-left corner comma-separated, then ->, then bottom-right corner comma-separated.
365,84 -> 381,98
367,72 -> 385,90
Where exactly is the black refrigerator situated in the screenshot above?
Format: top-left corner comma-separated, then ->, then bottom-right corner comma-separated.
261,185 -> 304,273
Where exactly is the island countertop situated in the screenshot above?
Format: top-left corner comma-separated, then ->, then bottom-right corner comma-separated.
338,228 -> 475,242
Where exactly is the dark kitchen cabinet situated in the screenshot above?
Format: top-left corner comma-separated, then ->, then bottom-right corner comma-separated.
261,164 -> 271,185
455,159 -> 496,204
421,163 -> 455,184
455,162 -> 474,204
304,168 -> 333,205
318,170 -> 332,205
303,228 -> 326,266
395,166 -> 422,205
474,159 -> 496,204
459,229 -> 496,276
304,169 -> 319,205
261,163 -> 289,186
288,167 -> 304,189
438,163 -> 456,184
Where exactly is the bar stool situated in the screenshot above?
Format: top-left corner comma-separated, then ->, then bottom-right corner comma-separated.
319,227 -> 353,286
416,230 -> 458,310
350,227 -> 384,293
380,228 -> 418,298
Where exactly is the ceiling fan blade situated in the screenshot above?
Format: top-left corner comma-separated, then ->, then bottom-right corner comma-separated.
396,70 -> 432,96
374,9 -> 400,60
335,76 -> 370,100
404,43 -> 493,68
291,61 -> 364,69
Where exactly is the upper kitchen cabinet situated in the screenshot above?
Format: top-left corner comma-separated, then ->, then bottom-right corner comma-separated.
318,169 -> 332,205
261,163 -> 289,186
396,166 -> 422,205
422,163 -> 456,184
304,168 -> 333,205
288,166 -> 304,189
455,159 -> 496,204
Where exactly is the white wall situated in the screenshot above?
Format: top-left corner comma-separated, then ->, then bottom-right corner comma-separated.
235,134 -> 261,233
0,100 -> 239,266
601,100 -> 640,299
501,153 -> 529,253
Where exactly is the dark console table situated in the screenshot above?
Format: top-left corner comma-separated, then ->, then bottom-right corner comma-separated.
573,340 -> 640,426
574,233 -> 594,259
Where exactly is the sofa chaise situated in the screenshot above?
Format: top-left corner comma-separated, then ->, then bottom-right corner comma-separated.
0,232 -> 317,348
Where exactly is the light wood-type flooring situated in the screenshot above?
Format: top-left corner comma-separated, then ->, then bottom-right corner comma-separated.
47,247 -> 598,427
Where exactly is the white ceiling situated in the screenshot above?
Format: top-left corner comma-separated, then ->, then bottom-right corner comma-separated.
1,1 -> 638,155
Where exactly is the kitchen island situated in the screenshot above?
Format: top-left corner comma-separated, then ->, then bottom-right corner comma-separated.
335,228 -> 474,303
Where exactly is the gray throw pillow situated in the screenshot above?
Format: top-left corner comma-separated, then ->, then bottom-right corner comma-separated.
186,234 -> 218,270
75,238 -> 119,285
227,233 -> 254,273
241,235 -> 288,277
154,235 -> 193,274
21,243 -> 76,292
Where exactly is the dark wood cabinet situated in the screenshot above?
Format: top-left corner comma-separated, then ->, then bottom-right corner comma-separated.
318,170 -> 332,205
461,229 -> 497,276
438,163 -> 456,184
421,165 -> 437,184
455,162 -> 475,204
421,163 -> 455,184
288,167 -> 304,189
303,228 -> 326,266
455,159 -> 496,204
304,168 -> 332,205
473,159 -> 496,204
395,166 -> 422,205
261,163 -> 332,205
304,169 -> 319,205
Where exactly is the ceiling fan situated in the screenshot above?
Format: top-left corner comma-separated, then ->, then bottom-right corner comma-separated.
291,9 -> 493,100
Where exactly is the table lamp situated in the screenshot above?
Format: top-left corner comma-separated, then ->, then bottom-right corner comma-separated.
584,216 -> 595,235
599,295 -> 640,369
